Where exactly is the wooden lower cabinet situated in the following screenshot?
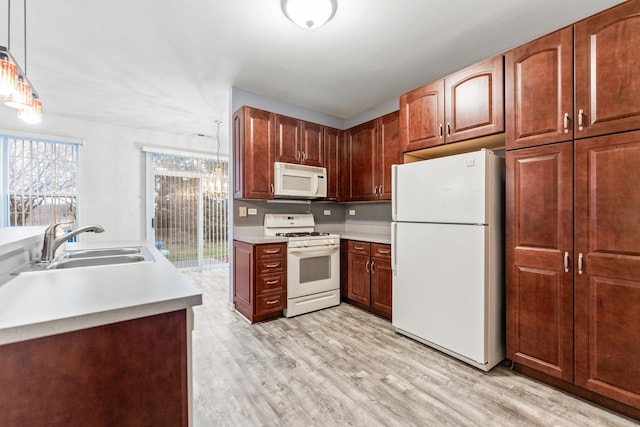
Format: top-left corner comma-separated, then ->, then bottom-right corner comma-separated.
507,130 -> 640,419
0,310 -> 189,426
343,240 -> 392,320
233,241 -> 287,323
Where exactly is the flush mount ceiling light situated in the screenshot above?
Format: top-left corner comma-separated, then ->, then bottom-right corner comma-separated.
1,0 -> 42,124
281,0 -> 337,29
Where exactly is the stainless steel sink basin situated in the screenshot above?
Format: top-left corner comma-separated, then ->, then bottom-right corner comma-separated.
63,247 -> 142,259
12,246 -> 155,274
53,254 -> 147,269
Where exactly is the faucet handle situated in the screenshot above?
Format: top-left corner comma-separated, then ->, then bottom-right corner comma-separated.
45,221 -> 73,235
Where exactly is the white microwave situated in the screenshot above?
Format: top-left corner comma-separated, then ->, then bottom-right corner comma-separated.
273,162 -> 327,199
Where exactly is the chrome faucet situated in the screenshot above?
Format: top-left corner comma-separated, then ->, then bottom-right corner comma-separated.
40,223 -> 105,263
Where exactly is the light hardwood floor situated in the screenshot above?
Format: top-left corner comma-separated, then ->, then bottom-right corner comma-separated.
184,269 -> 639,427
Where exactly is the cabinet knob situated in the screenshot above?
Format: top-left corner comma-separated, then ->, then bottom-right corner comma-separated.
563,113 -> 570,134
365,260 -> 370,273
578,109 -> 584,131
578,253 -> 584,275
563,251 -> 569,273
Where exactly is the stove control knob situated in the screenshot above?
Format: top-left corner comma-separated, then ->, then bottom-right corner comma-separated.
296,242 -> 304,248
303,242 -> 309,247
329,239 -> 335,245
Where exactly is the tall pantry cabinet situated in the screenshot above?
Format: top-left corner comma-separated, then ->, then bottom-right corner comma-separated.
506,0 -> 640,415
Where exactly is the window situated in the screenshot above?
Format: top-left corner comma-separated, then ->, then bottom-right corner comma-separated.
1,134 -> 79,227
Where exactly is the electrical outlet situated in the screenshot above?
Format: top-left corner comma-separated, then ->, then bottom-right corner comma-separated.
324,209 -> 331,216
248,208 -> 258,216
239,206 -> 247,217
349,209 -> 356,216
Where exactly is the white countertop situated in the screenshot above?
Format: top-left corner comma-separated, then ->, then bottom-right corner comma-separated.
233,229 -> 391,245
338,232 -> 391,245
0,240 -> 202,346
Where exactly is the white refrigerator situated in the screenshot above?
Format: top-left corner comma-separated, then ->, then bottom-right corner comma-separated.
391,149 -> 505,371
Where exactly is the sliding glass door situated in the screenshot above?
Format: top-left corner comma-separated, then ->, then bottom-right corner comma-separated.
147,150 -> 228,269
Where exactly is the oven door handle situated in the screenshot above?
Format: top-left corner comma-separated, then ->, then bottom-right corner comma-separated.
288,246 -> 339,255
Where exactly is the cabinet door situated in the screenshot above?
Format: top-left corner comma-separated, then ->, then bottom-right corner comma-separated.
506,142 -> 574,382
233,107 -> 274,200
399,79 -> 445,152
301,121 -> 324,167
445,55 -> 504,144
275,114 -> 301,164
505,27 -> 574,150
347,252 -> 371,306
378,111 -> 400,200
346,120 -> 378,201
575,0 -> 640,139
324,127 -> 341,200
233,240 -> 255,320
371,257 -> 392,319
574,131 -> 640,408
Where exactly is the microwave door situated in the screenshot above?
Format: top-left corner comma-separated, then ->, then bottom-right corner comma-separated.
282,171 -> 312,197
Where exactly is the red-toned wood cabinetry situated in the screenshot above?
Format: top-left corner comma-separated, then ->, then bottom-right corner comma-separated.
233,106 -> 275,199
400,55 -> 504,152
275,115 -> 324,167
343,240 -> 392,320
324,126 -> 342,200
344,111 -> 400,201
233,241 -> 287,323
506,3 -> 640,416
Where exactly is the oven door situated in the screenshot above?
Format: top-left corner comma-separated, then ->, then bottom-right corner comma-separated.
287,245 -> 340,298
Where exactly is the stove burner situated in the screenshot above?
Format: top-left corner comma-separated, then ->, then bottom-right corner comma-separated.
275,232 -> 330,237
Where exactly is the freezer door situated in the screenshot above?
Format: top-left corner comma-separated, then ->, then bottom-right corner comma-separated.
392,222 -> 487,364
393,150 -> 490,224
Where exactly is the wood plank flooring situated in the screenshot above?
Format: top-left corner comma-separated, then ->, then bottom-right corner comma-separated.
184,269 -> 639,427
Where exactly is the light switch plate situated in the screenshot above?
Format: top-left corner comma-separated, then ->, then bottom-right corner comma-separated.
324,209 -> 331,216
349,209 -> 356,216
239,206 -> 247,217
248,208 -> 258,215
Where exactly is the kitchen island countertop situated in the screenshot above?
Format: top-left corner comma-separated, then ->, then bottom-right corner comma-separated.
0,239 -> 202,346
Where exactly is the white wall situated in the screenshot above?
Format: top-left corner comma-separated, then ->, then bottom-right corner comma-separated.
0,112 -> 229,243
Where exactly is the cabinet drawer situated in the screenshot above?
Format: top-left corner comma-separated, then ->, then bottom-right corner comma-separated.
372,244 -> 391,259
256,259 -> 286,275
256,244 -> 287,260
256,292 -> 285,315
256,273 -> 286,295
348,241 -> 371,256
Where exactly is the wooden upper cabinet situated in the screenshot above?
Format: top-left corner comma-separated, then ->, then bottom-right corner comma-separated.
275,115 -> 325,166
324,126 -> 341,200
574,130 -> 640,407
379,111 -> 400,200
575,0 -> 640,139
399,79 -> 445,152
301,122 -> 324,167
505,27 -> 574,150
346,119 -> 379,201
399,55 -> 504,153
445,55 -> 504,144
233,106 -> 274,200
275,114 -> 301,164
506,141 -> 574,382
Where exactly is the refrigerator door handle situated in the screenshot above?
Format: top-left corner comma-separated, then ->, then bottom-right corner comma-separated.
391,222 -> 397,276
392,165 -> 398,221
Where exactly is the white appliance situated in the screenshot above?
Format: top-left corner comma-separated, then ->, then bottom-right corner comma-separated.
273,162 -> 327,199
391,149 -> 505,372
264,214 -> 340,317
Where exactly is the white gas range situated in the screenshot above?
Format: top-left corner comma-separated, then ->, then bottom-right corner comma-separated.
264,214 -> 341,317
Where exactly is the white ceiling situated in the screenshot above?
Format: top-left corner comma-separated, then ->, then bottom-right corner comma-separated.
0,0 -> 626,138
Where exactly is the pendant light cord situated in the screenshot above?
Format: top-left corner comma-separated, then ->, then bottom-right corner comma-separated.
23,0 -> 26,75
7,0 -> 10,50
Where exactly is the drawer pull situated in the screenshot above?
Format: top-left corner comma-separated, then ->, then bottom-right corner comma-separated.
265,280 -> 279,285
265,263 -> 280,268
377,250 -> 390,254
264,249 -> 280,254
353,246 -> 365,251
266,299 -> 279,305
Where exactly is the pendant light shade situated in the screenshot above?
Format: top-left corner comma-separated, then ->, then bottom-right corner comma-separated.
4,76 -> 32,109
18,96 -> 41,123
281,0 -> 337,29
0,56 -> 18,95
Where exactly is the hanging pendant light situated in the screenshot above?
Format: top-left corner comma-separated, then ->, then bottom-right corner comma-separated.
17,94 -> 41,123
0,54 -> 17,95
2,0 -> 43,122
281,0 -> 337,29
4,74 -> 31,109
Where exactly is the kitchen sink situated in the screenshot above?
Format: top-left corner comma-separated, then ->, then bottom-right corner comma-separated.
12,246 -> 155,274
53,254 -> 147,269
63,247 -> 142,259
